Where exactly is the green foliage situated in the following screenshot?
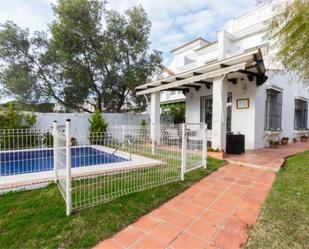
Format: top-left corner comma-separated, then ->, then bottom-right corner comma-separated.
269,140 -> 279,146
161,102 -> 185,124
139,119 -> 148,135
88,110 -> 108,144
1,101 -> 55,112
0,0 -> 161,112
269,0 -> 309,81
0,104 -> 39,149
246,151 -> 309,249
0,103 -> 36,129
0,157 -> 223,248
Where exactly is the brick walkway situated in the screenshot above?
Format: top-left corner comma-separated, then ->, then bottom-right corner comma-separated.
225,141 -> 309,172
94,142 -> 308,249
94,164 -> 275,249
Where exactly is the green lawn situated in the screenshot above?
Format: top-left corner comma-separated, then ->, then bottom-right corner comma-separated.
246,151 -> 309,249
0,157 -> 223,249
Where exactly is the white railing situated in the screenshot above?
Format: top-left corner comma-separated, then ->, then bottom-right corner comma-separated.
0,122 -> 207,215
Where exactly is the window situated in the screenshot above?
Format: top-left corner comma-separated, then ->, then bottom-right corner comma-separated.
265,89 -> 283,130
200,92 -> 232,131
227,92 -> 232,132
200,95 -> 212,129
294,99 -> 308,130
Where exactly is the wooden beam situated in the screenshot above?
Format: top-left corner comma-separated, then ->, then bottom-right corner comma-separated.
163,87 -> 188,91
161,81 -> 170,84
182,89 -> 190,95
256,75 -> 268,86
183,84 -> 201,91
193,72 -> 202,76
247,74 -> 254,82
238,69 -> 259,77
253,54 -> 264,75
228,78 -> 237,85
136,49 -> 260,91
136,63 -> 246,95
194,80 -> 212,84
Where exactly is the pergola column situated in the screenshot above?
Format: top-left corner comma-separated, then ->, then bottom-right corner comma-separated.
150,91 -> 160,141
211,75 -> 228,151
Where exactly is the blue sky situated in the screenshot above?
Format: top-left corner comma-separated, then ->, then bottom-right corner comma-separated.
0,0 -> 257,65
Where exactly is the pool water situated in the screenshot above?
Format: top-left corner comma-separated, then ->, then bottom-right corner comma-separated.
0,147 -> 128,176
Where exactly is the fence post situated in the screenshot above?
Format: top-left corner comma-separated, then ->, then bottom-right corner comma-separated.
181,123 -> 187,180
65,119 -> 72,216
53,121 -> 58,183
202,123 -> 207,169
151,123 -> 155,155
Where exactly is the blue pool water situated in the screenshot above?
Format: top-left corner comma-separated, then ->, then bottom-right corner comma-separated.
0,147 -> 128,176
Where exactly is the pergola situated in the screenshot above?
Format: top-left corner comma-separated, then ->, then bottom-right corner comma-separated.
136,49 -> 267,150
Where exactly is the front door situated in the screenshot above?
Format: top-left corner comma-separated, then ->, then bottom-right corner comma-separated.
200,92 -> 232,131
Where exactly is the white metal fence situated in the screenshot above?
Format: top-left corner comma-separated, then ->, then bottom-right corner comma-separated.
0,122 -> 207,215
0,129 -> 53,177
53,120 -> 72,215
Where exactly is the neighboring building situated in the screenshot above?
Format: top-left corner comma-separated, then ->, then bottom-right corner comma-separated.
136,0 -> 309,151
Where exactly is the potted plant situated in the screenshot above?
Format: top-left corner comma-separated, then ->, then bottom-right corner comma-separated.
269,140 -> 280,148
71,137 -> 77,146
292,138 -> 297,143
280,137 -> 289,145
300,135 -> 308,142
207,147 -> 224,159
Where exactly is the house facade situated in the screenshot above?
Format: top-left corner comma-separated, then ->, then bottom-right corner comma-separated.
136,0 -> 309,151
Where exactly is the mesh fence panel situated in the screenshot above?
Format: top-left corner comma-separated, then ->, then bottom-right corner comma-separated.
70,127 -> 182,210
54,127 -> 68,199
0,129 -> 53,177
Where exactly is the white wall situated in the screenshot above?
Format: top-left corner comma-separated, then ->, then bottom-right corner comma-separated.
185,77 -> 258,150
33,112 -> 149,137
254,70 -> 309,148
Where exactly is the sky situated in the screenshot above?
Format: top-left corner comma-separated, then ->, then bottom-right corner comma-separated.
0,0 -> 258,65
0,0 -> 259,103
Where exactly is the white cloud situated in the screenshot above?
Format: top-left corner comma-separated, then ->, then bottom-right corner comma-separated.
0,0 -> 257,64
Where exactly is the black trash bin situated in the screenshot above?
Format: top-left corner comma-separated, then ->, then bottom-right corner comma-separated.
226,133 -> 245,154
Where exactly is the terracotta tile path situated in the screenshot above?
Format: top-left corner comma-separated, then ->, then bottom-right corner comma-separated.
225,141 -> 309,172
94,142 -> 308,249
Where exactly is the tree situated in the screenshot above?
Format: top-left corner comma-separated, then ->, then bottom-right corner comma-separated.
0,0 -> 161,112
269,0 -> 309,81
0,103 -> 36,129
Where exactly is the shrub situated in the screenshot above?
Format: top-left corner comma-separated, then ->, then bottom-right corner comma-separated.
269,140 -> 279,146
140,119 -> 148,135
88,110 -> 108,144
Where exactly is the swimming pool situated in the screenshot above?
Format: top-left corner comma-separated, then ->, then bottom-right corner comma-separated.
0,147 -> 128,176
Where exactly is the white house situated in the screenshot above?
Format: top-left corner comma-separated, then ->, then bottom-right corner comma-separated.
136,0 -> 309,151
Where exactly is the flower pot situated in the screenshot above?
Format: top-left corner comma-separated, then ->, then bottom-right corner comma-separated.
300,137 -> 308,142
281,139 -> 289,145
270,144 -> 279,149
208,151 -> 225,159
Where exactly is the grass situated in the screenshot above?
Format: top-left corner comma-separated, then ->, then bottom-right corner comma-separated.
0,157 -> 224,249
246,151 -> 309,249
